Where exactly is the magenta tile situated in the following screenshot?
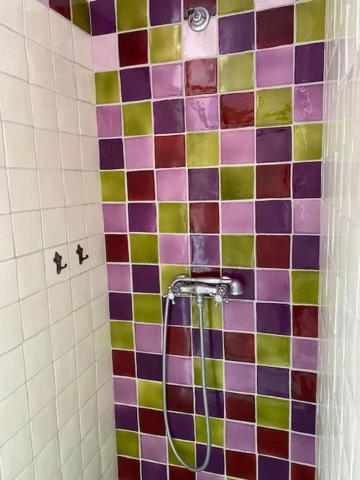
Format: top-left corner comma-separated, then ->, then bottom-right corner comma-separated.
141,434 -> 167,463
221,202 -> 254,234
293,199 -> 321,234
156,169 -> 187,201
221,130 -> 255,165
188,168 -> 219,201
124,137 -> 154,170
294,85 -> 324,122
154,99 -> 185,134
159,235 -> 189,264
185,96 -> 219,131
97,105 -> 122,138
291,433 -> 316,465
108,264 -> 131,292
183,19 -> 218,60
219,12 -> 254,54
120,67 -> 151,103
132,265 -> 160,293
167,356 -> 193,385
256,127 -> 292,163
225,362 -> 256,393
103,204 -> 127,232
152,64 -> 183,99
224,300 -> 255,332
128,203 -> 157,233
256,47 -> 293,88
135,324 -> 162,353
198,474 -> 224,480
114,377 -> 137,405
292,338 -> 318,371
257,270 -> 290,302
191,235 -> 220,266
92,34 -> 118,71
226,421 -> 256,452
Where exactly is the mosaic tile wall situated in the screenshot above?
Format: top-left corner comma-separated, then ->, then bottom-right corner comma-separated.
38,0 -> 92,33
92,0 -> 326,479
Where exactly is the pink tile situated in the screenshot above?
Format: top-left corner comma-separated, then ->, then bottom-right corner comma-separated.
225,362 -> 256,393
256,47 -> 293,88
224,300 -> 255,332
292,338 -> 318,371
226,421 -> 256,452
221,130 -> 255,164
152,64 -> 183,99
38,0 -> 49,5
257,270 -> 290,302
159,234 -> 189,264
107,264 -> 131,292
124,136 -> 154,169
135,324 -> 162,353
291,432 -> 316,465
92,34 -> 119,71
183,19 -> 218,60
114,377 -> 137,405
256,0 -> 293,9
185,96 -> 219,131
167,356 -> 193,385
198,474 -> 224,480
103,204 -> 127,232
97,105 -> 122,137
294,85 -> 324,122
294,199 -> 321,234
141,434 -> 167,463
156,169 -> 187,201
221,202 -> 254,233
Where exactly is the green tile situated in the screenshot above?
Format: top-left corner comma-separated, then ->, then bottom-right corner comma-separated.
294,124 -> 323,161
196,416 -> 224,447
116,430 -> 139,457
111,321 -> 134,349
192,297 -> 223,329
257,334 -> 290,367
221,166 -> 254,200
159,203 -> 188,234
95,71 -> 120,104
256,88 -> 292,127
194,358 -> 223,389
257,396 -> 289,430
133,294 -> 162,324
150,25 -> 182,64
219,52 -> 254,93
117,0 -> 148,31
187,132 -> 219,167
222,235 -> 254,268
100,171 -> 125,202
296,0 -> 326,42
168,439 -> 195,467
138,380 -> 163,409
218,0 -> 254,14
130,234 -> 158,264
123,101 -> 153,137
161,265 -> 190,295
292,271 -> 319,305
71,0 -> 91,33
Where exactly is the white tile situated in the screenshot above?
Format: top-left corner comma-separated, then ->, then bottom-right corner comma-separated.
0,303 -> 23,355
79,394 -> 97,440
16,251 -> 45,299
78,102 -> 97,137
8,169 -> 40,212
56,381 -> 79,429
0,0 -> 24,33
24,0 -> 51,47
0,169 -> 10,214
44,246 -> 70,287
74,304 -> 92,343
30,85 -> 58,130
60,132 -> 82,170
14,464 -> 35,480
3,122 -> 36,168
61,445 -> 82,480
23,328 -> 52,379
76,334 -> 94,375
0,346 -> 25,402
82,451 -> 101,480
100,433 -> 116,476
71,271 -> 91,310
27,364 -> 55,418
78,364 -> 96,408
59,414 -> 81,464
0,425 -> 33,480
53,348 -> 76,394
42,207 -> 67,248
93,324 -> 110,361
67,205 -> 87,242
0,259 -> 18,308
81,425 -> 99,470
72,27 -> 92,70
0,25 -> 28,79
48,280 -> 72,324
98,406 -> 115,446
56,94 -> 79,134
12,211 -> 43,256
80,136 -> 99,171
75,65 -> 95,104
0,215 -> 14,261
88,234 -> 105,269
30,401 -> 58,456
21,290 -> 50,339
90,264 -> 108,299
51,314 -> 75,361
85,204 -> 104,237
34,128 -> 61,170
0,385 -> 29,446
83,171 -> 101,204
34,435 -> 60,480
0,125 -> 5,167
91,294 -> 109,330
64,170 -> 84,206
96,352 -> 112,392
0,74 -> 33,125
27,40 -> 55,90
53,54 -> 77,98
50,9 -> 74,60
38,170 -> 65,209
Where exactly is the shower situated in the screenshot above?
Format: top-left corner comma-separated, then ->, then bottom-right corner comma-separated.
187,7 -> 211,32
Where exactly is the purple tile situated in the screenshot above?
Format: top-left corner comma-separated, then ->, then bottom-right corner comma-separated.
137,352 -> 162,382
109,293 -> 132,320
115,404 -> 138,431
256,303 -> 291,335
103,204 -> 127,233
150,0 -> 181,25
292,235 -> 320,270
185,96 -> 219,131
153,99 -> 185,134
224,300 -> 255,332
191,235 -> 220,266
135,324 -> 162,353
141,434 -> 167,463
256,46 -> 293,87
195,388 -> 224,418
188,168 -> 219,201
90,0 -> 116,36
222,268 -> 255,300
295,43 -> 324,84
114,377 -> 137,405
132,265 -> 160,293
226,421 -> 255,452
108,264 -> 131,292
291,432 -> 316,465
142,461 -> 167,480
221,202 -> 254,234
293,161 -> 322,199
120,67 -> 151,103
196,445 -> 224,475
257,366 -> 289,398
225,362 -> 256,393
167,356 -> 193,385
292,338 -> 318,371
159,235 -> 189,265
256,127 -> 292,163
219,12 -> 254,54
221,130 -> 255,165
293,199 -> 320,234
258,455 -> 289,480
256,200 -> 292,233
292,401 -> 316,434
164,297 -> 192,326
156,169 -> 187,201
99,139 -> 124,170
124,136 -> 154,170
128,203 -> 157,233
294,85 -> 324,122
168,412 -> 194,441
152,64 -> 183,99
97,105 -> 122,137
192,328 -> 223,359
256,270 -> 290,302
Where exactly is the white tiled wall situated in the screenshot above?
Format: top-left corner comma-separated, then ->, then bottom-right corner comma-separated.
318,0 -> 360,478
0,1 -> 116,479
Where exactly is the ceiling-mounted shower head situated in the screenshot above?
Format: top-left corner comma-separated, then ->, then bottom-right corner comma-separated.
188,7 -> 210,32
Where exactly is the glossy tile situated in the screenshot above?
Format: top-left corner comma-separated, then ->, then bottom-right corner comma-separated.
256,6 -> 293,49
150,25 -> 181,64
187,132 -> 219,167
150,0 -> 181,25
219,12 -> 254,54
154,99 -> 185,134
185,96 -> 219,131
118,30 -> 148,67
120,67 -> 151,103
296,0 -> 325,42
256,47 -> 293,87
221,129 -> 255,164
220,52 -> 254,92
152,63 -> 183,99
256,87 -> 292,127
221,92 -> 254,128
117,0 -> 147,31
185,58 -> 217,96
122,101 -> 153,136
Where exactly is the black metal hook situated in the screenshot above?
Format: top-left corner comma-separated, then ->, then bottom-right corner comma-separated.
53,252 -> 68,275
76,244 -> 89,265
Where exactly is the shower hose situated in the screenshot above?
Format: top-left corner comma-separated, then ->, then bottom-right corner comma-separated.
162,293 -> 212,473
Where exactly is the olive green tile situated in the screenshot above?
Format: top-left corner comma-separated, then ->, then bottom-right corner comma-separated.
294,124 -> 323,161
296,0 -> 326,42
111,321 -> 134,349
292,271 -> 319,305
71,0 -> 91,33
219,52 -> 254,93
133,294 -> 162,324
159,203 -> 188,234
117,0 -> 148,31
138,379 -> 163,409
256,88 -> 292,127
95,71 -> 120,104
192,297 -> 223,329
161,265 -> 190,295
257,396 -> 289,430
168,439 -> 195,467
194,358 -> 223,389
130,234 -> 158,264
123,101 -> 153,137
196,416 -> 224,447
116,430 -> 139,457
150,25 -> 182,64
221,166 -> 254,200
222,235 -> 254,268
257,334 -> 290,367
218,0 -> 254,14
100,171 -> 125,202
187,132 -> 219,167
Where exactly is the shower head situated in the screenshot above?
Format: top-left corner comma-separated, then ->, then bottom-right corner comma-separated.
187,7 -> 210,32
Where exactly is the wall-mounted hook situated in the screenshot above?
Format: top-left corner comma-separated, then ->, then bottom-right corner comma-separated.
76,244 -> 89,265
53,252 -> 68,275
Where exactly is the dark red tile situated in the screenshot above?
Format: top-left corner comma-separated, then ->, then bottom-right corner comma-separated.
112,350 -> 135,377
226,392 -> 255,422
169,466 -> 195,480
155,135 -> 185,168
185,58 -> 217,96
105,234 -> 129,262
291,463 -> 315,480
256,235 -> 290,269
190,203 -> 219,233
291,371 -> 317,403
256,6 -> 294,49
257,427 -> 289,459
226,451 -> 256,480
127,171 -> 155,201
49,0 -> 71,20
118,30 -> 148,67
167,326 -> 192,356
224,332 -> 255,363
139,408 -> 165,436
167,384 -> 194,413
220,93 -> 254,129
293,306 -> 318,338
118,456 -> 141,480
184,0 -> 216,17
256,164 -> 291,199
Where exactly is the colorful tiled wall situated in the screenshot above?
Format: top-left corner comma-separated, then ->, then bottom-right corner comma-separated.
92,0 -> 325,479
38,0 -> 92,33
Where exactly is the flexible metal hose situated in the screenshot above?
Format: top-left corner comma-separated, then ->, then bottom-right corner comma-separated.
162,294 -> 212,473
